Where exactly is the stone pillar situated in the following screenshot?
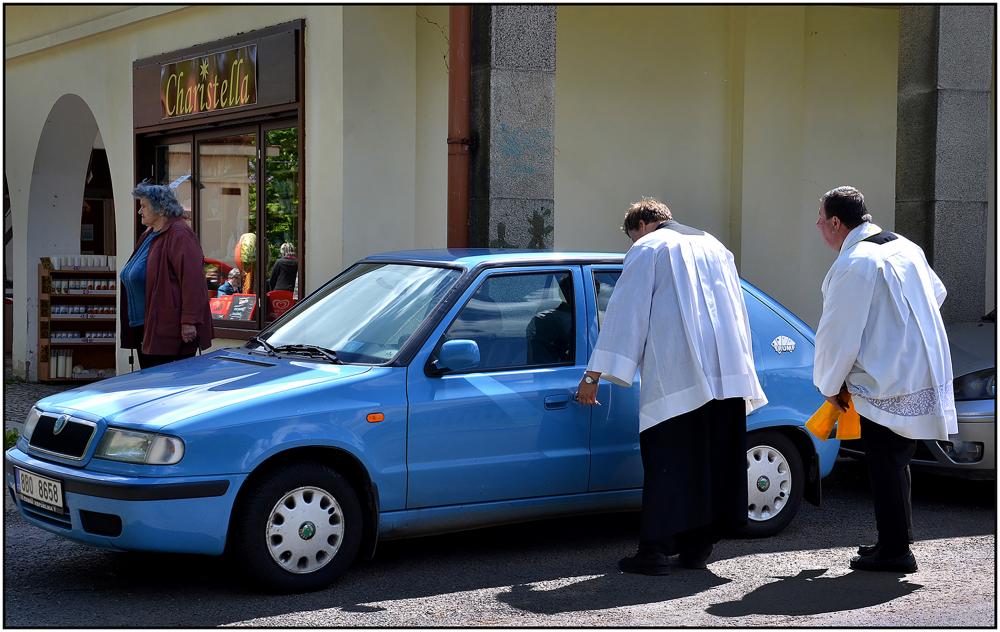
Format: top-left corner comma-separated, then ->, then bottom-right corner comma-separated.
469,5 -> 556,249
895,5 -> 994,322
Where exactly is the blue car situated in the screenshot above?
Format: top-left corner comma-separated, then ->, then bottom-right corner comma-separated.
6,251 -> 838,592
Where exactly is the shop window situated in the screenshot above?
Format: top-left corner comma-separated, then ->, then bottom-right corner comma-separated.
199,132 -> 258,326
263,127 -> 299,322
143,121 -> 301,333
153,142 -> 193,224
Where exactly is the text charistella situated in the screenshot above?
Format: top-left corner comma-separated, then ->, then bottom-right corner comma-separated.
163,55 -> 253,117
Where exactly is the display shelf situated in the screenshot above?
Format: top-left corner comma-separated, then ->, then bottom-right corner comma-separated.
48,340 -> 116,346
38,263 -> 118,382
55,290 -> 117,296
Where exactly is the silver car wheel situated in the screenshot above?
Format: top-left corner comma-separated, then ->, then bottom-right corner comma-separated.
746,444 -> 792,522
266,485 -> 345,575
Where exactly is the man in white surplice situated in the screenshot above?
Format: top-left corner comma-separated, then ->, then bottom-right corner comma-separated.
575,197 -> 766,575
813,185 -> 957,575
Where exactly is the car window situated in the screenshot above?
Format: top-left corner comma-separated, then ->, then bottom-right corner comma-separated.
262,263 -> 461,363
593,270 -> 620,329
442,271 -> 575,372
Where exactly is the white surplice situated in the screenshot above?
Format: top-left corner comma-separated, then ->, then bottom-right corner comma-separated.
813,222 -> 958,441
587,226 -> 768,432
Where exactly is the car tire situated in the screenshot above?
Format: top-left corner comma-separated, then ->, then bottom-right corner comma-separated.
230,462 -> 363,593
738,430 -> 804,538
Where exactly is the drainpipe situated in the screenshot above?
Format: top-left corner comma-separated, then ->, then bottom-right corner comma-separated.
446,5 -> 471,248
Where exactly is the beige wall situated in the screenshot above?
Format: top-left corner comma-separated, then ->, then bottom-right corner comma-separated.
4,5 -> 450,378
555,6 -> 733,251
740,6 -> 899,326
342,6 -> 417,265
555,5 -> 900,327
342,5 -> 449,261
415,6 -> 450,250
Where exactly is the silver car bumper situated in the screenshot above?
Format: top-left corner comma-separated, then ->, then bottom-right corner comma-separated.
839,398 -> 995,479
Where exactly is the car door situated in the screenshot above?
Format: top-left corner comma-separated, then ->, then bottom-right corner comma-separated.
405,266 -> 592,508
584,265 -> 644,492
584,266 -> 802,492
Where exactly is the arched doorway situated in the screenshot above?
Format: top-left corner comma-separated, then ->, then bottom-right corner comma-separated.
22,94 -> 113,381
80,142 -> 116,258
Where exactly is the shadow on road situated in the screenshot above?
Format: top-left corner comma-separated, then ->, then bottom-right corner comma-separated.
706,568 -> 923,617
497,568 -> 731,614
3,459 -> 991,626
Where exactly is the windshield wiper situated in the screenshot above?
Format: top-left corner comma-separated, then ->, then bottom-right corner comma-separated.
248,335 -> 278,357
273,344 -> 341,364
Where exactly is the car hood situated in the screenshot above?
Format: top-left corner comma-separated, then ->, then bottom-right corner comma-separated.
36,350 -> 372,431
947,320 -> 996,378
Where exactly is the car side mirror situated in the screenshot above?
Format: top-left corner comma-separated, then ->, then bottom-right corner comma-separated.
433,339 -> 480,375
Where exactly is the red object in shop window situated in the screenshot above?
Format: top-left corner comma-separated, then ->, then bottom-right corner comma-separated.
209,295 -> 233,320
267,290 -> 295,320
204,258 -> 234,276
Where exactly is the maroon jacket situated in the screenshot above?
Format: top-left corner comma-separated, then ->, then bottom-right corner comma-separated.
120,218 -> 214,355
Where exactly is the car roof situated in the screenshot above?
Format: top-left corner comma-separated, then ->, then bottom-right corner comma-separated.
362,249 -> 625,269
361,248 -> 816,341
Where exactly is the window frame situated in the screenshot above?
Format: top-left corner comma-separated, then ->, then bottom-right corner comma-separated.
430,268 -> 579,376
135,117 -> 303,337
590,266 -> 623,331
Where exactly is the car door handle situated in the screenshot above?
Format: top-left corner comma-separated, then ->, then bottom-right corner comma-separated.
544,395 -> 571,410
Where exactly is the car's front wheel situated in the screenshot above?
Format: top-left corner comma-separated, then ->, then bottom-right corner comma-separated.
231,462 -> 362,593
739,430 -> 804,537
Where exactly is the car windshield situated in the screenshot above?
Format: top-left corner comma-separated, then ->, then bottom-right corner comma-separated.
255,263 -> 462,364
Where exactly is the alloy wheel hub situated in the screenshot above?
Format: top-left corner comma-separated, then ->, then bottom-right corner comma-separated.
266,486 -> 345,574
746,445 -> 791,522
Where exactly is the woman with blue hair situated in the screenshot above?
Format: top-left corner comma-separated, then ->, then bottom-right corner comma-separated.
119,180 -> 213,368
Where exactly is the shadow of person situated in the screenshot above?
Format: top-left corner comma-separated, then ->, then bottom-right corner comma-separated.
498,568 -> 731,615
706,568 -> 923,617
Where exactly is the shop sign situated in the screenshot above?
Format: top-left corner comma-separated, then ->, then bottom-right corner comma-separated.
160,45 -> 257,118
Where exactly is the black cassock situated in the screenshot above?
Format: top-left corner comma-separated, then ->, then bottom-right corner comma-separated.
637,397 -> 747,554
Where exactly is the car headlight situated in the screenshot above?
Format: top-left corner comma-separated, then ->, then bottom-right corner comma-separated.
953,369 -> 996,401
95,428 -> 185,465
23,407 -> 42,442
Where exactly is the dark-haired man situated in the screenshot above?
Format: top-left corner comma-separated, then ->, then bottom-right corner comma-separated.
813,185 -> 956,574
575,197 -> 767,575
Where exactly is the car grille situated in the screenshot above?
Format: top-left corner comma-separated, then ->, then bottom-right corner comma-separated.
28,414 -> 96,460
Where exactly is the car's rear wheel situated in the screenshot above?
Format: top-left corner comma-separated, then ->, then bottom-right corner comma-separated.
231,463 -> 362,593
739,430 -> 804,537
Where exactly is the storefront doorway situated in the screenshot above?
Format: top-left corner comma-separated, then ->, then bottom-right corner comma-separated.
132,20 -> 304,341
137,121 -> 301,336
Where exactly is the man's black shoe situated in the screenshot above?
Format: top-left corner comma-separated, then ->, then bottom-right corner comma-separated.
678,543 -> 713,570
858,538 -> 912,557
849,551 -> 918,574
857,543 -> 880,557
618,552 -> 671,576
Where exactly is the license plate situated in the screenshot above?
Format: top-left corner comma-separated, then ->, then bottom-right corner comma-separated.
15,468 -> 64,513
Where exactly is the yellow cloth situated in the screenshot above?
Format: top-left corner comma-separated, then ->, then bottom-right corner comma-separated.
805,398 -> 861,440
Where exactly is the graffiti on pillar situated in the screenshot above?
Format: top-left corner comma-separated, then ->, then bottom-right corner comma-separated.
527,210 -> 552,249
497,123 -> 552,176
490,209 -> 552,250
490,223 -> 517,249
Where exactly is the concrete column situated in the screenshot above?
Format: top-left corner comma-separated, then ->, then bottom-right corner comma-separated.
895,5 -> 994,322
469,5 -> 556,249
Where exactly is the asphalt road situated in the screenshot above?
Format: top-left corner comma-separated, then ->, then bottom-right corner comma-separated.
3,459 -> 994,627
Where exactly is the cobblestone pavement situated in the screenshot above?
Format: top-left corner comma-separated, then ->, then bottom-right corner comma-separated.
4,355 -> 73,433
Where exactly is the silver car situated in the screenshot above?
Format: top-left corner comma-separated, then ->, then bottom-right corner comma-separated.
840,311 -> 996,479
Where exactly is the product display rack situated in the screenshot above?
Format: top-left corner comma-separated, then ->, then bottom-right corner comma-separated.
37,262 -> 118,382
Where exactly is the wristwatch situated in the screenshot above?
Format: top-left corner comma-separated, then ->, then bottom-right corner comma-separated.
582,374 -> 599,385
